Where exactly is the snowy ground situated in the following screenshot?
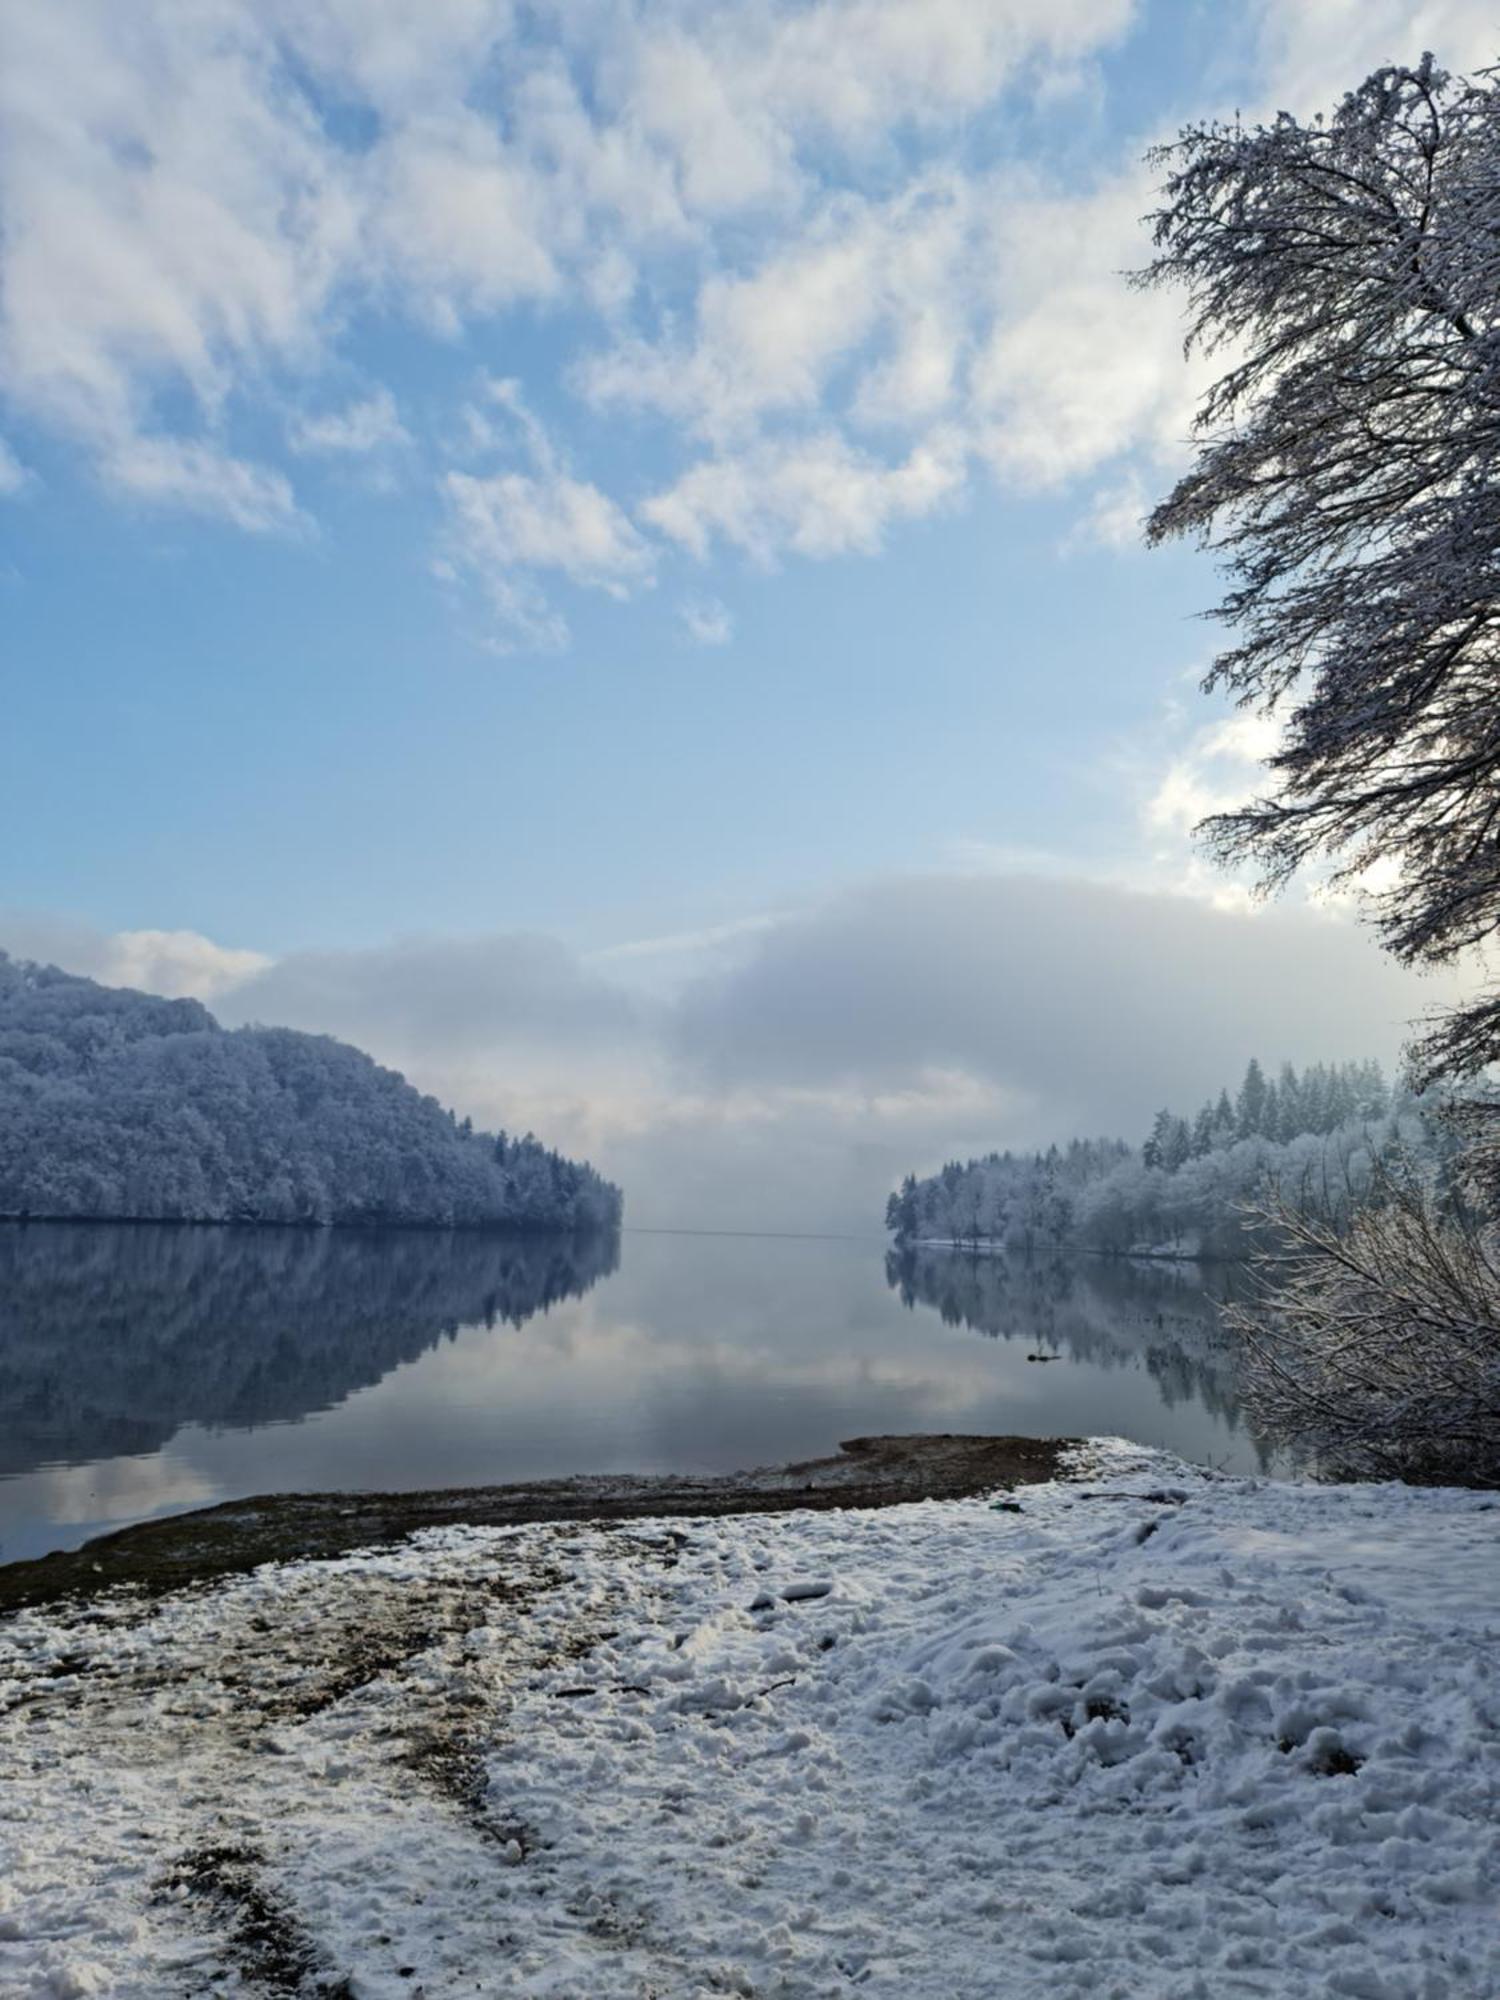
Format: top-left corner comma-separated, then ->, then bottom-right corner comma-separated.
2,1441 -> 1497,1999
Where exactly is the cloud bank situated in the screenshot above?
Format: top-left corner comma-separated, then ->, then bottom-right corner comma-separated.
4,872 -> 1467,1233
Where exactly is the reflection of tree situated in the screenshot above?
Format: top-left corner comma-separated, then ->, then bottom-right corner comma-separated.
0,1222 -> 618,1477
886,1245 -> 1267,1450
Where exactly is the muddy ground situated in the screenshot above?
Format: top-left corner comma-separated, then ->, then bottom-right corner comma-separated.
0,1432 -> 1069,1615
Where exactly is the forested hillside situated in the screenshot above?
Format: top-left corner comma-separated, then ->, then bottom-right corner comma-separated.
887,1058 -> 1451,1260
0,955 -> 622,1230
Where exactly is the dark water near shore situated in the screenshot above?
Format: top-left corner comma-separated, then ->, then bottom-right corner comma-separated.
0,1222 -> 1270,1563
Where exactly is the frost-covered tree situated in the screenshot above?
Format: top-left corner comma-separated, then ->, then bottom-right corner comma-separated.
1190,1102 -> 1216,1158
1275,1064 -> 1303,1142
1211,1089 -> 1237,1149
1141,57 -> 1500,1123
1142,55 -> 1500,1473
1236,1058 -> 1269,1139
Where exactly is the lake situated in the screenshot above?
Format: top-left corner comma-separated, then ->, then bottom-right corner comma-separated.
0,1222 -> 1272,1562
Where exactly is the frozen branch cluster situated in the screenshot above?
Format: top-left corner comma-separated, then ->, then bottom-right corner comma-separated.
1144,56 -> 1500,1480
1143,58 -> 1500,1092
1233,1161 -> 1500,1484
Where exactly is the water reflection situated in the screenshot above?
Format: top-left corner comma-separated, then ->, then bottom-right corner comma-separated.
0,1224 -> 1271,1564
0,1222 -> 618,1477
885,1244 -> 1251,1435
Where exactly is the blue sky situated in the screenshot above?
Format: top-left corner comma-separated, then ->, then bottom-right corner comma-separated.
3,0 -> 1490,1226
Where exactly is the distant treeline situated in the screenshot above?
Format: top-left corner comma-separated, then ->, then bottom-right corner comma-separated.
886,1058 -> 1450,1261
0,954 -> 622,1231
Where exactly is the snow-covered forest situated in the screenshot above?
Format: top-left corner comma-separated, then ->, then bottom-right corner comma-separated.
0,956 -> 622,1231
886,1058 -> 1446,1260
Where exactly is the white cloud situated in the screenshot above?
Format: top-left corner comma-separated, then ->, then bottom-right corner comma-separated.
969,173 -> 1205,491
0,1 -> 1136,554
5,0 -> 1486,608
1066,469 -> 1148,553
619,0 -> 1136,190
224,931 -> 649,1058
679,597 -> 734,645
104,928 -> 274,1000
0,436 -> 28,495
0,5 -> 348,526
441,468 -> 652,647
365,111 -> 560,332
1142,713 -> 1282,843
670,873 -> 1463,1141
289,387 -> 409,455
100,435 -> 301,532
0,916 -> 272,1000
1256,0 -> 1500,112
591,914 -> 780,963
438,377 -> 655,644
645,428 -> 965,563
446,469 -> 651,590
581,197 -> 906,442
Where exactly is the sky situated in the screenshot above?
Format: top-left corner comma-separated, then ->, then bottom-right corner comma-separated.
3,0 -> 1494,1231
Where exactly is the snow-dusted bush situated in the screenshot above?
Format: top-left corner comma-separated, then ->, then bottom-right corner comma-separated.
0,954 -> 622,1231
1233,1161 -> 1500,1485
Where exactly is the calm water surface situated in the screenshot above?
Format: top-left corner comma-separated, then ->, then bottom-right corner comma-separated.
0,1222 -> 1271,1562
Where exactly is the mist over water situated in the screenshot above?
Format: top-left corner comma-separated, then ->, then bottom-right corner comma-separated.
0,1223 -> 1272,1563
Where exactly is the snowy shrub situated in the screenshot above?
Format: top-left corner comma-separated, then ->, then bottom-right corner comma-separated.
1234,1161 -> 1500,1485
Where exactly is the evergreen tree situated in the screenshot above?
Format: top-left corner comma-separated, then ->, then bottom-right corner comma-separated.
1143,1108 -> 1174,1170
1356,1060 -> 1391,1120
1261,1081 -> 1280,1147
1301,1064 -> 1330,1135
1236,1058 -> 1269,1138
1211,1089 -> 1236,1148
1275,1063 -> 1302,1141
1326,1065 -> 1357,1128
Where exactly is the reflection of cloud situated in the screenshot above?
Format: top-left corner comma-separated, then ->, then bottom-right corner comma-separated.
0,1222 -> 619,1489
6,1225 -> 1268,1561
18,1454 -> 217,1533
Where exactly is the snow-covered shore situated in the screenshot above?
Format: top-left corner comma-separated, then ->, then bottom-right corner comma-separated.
3,1441 -> 1496,1998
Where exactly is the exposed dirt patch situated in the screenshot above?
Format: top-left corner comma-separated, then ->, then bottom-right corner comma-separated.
157,1841 -> 354,1996
0,1433 -> 1070,1616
